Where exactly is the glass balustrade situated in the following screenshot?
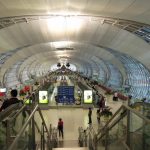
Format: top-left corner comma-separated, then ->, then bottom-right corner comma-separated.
0,121 -> 7,150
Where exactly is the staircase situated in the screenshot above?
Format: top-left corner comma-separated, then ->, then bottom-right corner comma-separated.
57,140 -> 79,148
53,140 -> 88,150
53,147 -> 88,150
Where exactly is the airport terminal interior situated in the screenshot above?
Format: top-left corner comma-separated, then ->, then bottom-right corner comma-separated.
0,1 -> 150,150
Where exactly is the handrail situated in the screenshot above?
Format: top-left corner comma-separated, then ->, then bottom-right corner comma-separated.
97,105 -> 124,135
8,105 -> 39,150
123,104 -> 150,123
78,125 -> 97,149
34,120 -> 42,135
8,104 -> 26,121
97,109 -> 127,141
38,107 -> 50,138
8,104 -> 50,150
96,104 -> 150,142
97,104 -> 150,136
0,103 -> 22,122
38,107 -> 51,149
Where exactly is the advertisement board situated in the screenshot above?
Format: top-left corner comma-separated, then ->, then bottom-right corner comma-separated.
84,90 -> 93,104
39,91 -> 48,104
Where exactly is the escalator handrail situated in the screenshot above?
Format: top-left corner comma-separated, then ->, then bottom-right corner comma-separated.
96,104 -> 150,142
38,106 -> 50,137
8,104 -> 50,150
0,103 -> 22,122
0,98 -> 30,122
78,125 -> 96,147
97,105 -> 124,135
7,104 -> 26,121
124,104 -> 150,123
96,108 -> 127,141
8,105 -> 39,150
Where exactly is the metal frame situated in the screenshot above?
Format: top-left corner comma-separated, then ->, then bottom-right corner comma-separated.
95,104 -> 150,150
0,14 -> 149,32
7,104 -> 50,150
0,103 -> 22,122
0,14 -> 149,43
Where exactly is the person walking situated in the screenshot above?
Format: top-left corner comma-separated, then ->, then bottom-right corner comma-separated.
96,109 -> 101,124
57,118 -> 64,138
113,91 -> 118,101
99,96 -> 105,112
88,108 -> 92,124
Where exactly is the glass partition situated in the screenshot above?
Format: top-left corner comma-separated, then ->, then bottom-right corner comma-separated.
7,105 -> 50,150
130,111 -> 150,150
9,122 -> 31,150
96,106 -> 127,150
0,121 -> 7,150
0,104 -> 26,150
95,105 -> 150,150
107,114 -> 127,150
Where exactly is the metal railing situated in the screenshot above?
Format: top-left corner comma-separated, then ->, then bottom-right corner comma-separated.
95,104 -> 150,150
0,103 -> 23,122
78,103 -> 150,150
7,104 -> 50,150
49,124 -> 58,150
78,125 -> 97,149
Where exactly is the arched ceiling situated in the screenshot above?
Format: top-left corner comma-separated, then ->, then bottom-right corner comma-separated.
0,0 -> 150,24
0,0 -> 150,83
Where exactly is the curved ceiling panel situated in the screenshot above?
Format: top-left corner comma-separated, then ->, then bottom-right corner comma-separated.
0,18 -> 149,70
0,0 -> 149,100
0,42 -> 127,80
0,0 -> 150,24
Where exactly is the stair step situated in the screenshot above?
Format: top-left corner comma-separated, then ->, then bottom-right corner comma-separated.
57,140 -> 79,148
53,147 -> 88,150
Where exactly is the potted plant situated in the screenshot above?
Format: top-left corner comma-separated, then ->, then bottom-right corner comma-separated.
19,89 -> 26,96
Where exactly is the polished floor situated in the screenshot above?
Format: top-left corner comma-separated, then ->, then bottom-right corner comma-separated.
35,88 -> 124,142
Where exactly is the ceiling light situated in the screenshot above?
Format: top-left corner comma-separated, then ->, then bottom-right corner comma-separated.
52,41 -> 73,48
47,16 -> 84,33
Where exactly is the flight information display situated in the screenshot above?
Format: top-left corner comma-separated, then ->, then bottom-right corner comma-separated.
57,86 -> 74,104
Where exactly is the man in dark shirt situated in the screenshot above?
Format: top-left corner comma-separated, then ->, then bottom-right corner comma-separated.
88,107 -> 92,124
0,89 -> 21,112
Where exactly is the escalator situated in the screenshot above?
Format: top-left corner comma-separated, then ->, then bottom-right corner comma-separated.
0,103 -> 25,150
0,102 -> 57,150
1,96 -> 150,150
78,104 -> 150,150
131,101 -> 150,119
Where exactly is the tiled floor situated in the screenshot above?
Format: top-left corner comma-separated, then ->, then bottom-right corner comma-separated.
35,94 -> 124,142
35,78 -> 125,147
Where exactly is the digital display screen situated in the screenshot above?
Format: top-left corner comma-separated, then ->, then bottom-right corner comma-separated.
39,91 -> 48,104
57,86 -> 74,103
84,90 -> 93,104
